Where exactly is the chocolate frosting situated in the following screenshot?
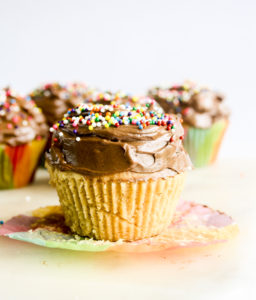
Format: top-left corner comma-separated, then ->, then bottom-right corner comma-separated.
0,88 -> 48,146
46,103 -> 192,177
30,82 -> 92,126
148,81 -> 230,129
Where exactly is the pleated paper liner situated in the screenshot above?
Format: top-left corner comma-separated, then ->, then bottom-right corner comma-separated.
183,119 -> 228,168
47,163 -> 186,241
0,202 -> 238,253
0,139 -> 47,189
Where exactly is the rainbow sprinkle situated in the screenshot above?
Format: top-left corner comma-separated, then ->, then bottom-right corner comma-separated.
85,91 -> 128,103
50,103 -> 183,141
148,81 -> 212,115
0,88 -> 43,135
84,90 -> 162,112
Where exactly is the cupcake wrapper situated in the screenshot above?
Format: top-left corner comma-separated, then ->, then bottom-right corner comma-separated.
183,119 -> 228,168
0,202 -> 239,253
47,164 -> 185,242
0,139 -> 46,189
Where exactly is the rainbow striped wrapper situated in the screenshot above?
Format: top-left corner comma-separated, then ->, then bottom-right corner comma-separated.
0,139 -> 46,189
183,119 -> 228,168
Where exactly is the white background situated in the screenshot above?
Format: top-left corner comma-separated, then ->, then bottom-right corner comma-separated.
0,3 -> 256,299
0,0 -> 255,158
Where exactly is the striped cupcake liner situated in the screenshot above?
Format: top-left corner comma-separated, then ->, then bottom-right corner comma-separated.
183,119 -> 228,168
0,139 -> 46,189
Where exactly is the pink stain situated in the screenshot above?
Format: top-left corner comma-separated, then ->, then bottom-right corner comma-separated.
0,215 -> 38,236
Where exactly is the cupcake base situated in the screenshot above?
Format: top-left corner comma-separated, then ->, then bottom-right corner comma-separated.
46,163 -> 186,242
183,119 -> 228,168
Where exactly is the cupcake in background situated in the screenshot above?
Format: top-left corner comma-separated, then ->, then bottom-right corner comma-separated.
30,82 -> 93,126
148,81 -> 230,167
84,90 -> 163,113
46,103 -> 191,241
0,88 -> 48,189
30,82 -> 94,166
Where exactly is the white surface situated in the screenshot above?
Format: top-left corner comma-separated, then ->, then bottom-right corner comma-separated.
0,0 -> 256,158
0,159 -> 255,300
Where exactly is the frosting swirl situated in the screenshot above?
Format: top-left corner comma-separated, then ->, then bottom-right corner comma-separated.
46,103 -> 192,177
148,81 -> 230,129
0,88 -> 48,146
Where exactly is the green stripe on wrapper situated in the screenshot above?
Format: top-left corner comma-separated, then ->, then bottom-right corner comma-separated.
8,230 -> 112,252
183,119 -> 228,168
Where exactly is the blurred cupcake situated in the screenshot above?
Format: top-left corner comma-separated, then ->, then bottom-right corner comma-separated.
30,82 -> 92,126
0,88 -> 48,189
84,90 -> 163,113
46,103 -> 191,241
148,81 -> 230,167
30,82 -> 93,166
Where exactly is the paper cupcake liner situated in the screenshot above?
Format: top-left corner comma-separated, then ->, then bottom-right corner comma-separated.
183,119 -> 228,168
46,164 -> 185,242
0,139 -> 46,189
0,202 -> 239,253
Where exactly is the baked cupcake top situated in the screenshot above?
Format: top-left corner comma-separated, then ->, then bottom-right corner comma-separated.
46,103 -> 192,177
30,82 -> 92,126
148,81 -> 230,129
0,88 -> 48,146
84,90 -> 163,113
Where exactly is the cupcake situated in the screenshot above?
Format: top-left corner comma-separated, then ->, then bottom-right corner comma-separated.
84,90 -> 163,113
30,82 -> 92,126
46,103 -> 191,241
0,88 -> 48,189
30,82 -> 93,166
148,82 -> 229,167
